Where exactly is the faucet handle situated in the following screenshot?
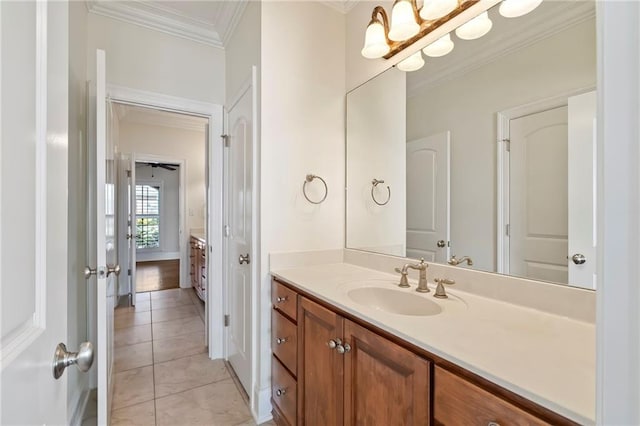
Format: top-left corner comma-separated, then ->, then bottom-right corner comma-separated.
434,278 -> 455,299
395,266 -> 410,288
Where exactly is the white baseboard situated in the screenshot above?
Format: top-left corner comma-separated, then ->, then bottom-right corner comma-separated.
252,384 -> 273,424
136,251 -> 180,262
69,388 -> 90,426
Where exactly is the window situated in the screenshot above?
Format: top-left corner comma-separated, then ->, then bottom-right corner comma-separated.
136,184 -> 160,249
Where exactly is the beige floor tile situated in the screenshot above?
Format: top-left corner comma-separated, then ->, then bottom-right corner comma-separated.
192,297 -> 205,323
151,304 -> 199,323
112,366 -> 154,410
115,300 -> 151,316
114,324 -> 152,347
110,400 -> 156,426
153,331 -> 206,363
115,311 -> 152,330
155,379 -> 252,426
114,341 -> 153,372
235,420 -> 276,426
152,316 -> 204,341
136,292 -> 151,301
150,288 -> 191,301
154,354 -> 230,398
151,293 -> 195,310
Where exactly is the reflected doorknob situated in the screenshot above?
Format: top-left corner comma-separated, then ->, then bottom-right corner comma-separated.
437,240 -> 446,248
572,253 -> 586,265
53,342 -> 94,379
107,264 -> 121,276
239,254 -> 250,265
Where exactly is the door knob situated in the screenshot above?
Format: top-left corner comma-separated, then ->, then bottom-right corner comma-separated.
239,253 -> 250,265
572,254 -> 586,265
107,264 -> 121,276
84,266 -> 97,279
437,240 -> 446,248
53,342 -> 94,379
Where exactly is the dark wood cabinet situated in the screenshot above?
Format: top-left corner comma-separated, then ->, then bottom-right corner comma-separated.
270,277 -> 572,426
297,297 -> 345,426
344,320 -> 430,426
189,236 -> 206,301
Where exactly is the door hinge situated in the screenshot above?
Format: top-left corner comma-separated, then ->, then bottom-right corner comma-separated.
126,170 -> 131,178
128,268 -> 131,276
505,224 -> 510,237
224,225 -> 230,238
221,134 -> 229,147
224,314 -> 230,327
501,138 -> 511,152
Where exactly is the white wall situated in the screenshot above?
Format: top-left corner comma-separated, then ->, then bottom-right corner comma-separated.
67,1 -> 90,420
134,164 -> 180,261
118,121 -> 206,286
257,1 -> 346,420
347,67 -> 406,256
406,19 -> 596,272
87,13 -> 225,104
225,1 -> 261,104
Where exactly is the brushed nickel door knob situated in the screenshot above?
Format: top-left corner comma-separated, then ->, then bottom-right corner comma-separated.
53,342 -> 94,379
239,253 -> 250,265
572,253 -> 586,265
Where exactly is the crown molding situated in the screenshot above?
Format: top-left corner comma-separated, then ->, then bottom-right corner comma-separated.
86,0 -> 225,48
218,1 -> 249,46
319,0 -> 360,14
408,2 -> 596,95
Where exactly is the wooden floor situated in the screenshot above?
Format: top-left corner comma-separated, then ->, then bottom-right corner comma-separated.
136,260 -> 180,293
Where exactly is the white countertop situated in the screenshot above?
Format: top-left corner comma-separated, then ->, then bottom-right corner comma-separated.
271,262 -> 595,424
190,232 -> 205,242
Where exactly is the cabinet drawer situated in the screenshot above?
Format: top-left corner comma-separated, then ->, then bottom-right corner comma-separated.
272,355 -> 297,426
272,309 -> 297,376
434,366 -> 547,426
272,280 -> 298,321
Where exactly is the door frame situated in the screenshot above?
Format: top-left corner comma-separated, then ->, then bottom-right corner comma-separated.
107,84 -> 224,359
495,87 -> 593,274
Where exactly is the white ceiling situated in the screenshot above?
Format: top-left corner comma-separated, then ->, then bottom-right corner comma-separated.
86,0 -> 358,48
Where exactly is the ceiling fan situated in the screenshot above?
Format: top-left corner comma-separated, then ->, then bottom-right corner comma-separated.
138,162 -> 178,171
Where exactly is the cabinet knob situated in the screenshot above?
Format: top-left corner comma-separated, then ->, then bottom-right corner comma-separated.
336,342 -> 351,354
275,388 -> 287,397
327,338 -> 341,349
487,422 -> 500,426
276,296 -> 288,303
276,337 -> 288,345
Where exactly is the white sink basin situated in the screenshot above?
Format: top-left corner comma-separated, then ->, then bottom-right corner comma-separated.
347,287 -> 443,316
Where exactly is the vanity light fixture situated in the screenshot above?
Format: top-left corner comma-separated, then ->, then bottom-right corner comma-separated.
422,33 -> 455,57
499,0 -> 543,18
388,0 -> 421,41
397,51 -> 425,72
361,7 -> 391,59
455,10 -> 493,40
420,0 -> 459,21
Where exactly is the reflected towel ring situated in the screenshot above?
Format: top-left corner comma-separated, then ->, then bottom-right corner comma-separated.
303,174 -> 328,204
371,179 -> 391,206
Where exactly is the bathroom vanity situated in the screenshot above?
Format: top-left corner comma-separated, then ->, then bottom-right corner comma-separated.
189,234 -> 207,301
269,260 -> 594,426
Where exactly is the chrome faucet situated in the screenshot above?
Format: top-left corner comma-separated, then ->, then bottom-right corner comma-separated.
448,255 -> 473,266
395,258 -> 429,292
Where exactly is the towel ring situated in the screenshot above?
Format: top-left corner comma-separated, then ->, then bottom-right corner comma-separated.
371,179 -> 391,206
303,174 -> 328,204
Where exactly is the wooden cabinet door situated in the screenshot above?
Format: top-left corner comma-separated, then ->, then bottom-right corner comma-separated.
343,320 -> 430,426
298,297 -> 344,426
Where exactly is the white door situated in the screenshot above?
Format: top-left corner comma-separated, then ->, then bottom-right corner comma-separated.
0,1 -> 71,424
87,49 -> 117,425
129,156 -> 137,304
406,132 -> 450,262
224,70 -> 256,394
509,106 -> 568,283
568,91 -> 597,289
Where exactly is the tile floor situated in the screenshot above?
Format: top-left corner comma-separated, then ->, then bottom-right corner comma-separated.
83,288 -> 274,426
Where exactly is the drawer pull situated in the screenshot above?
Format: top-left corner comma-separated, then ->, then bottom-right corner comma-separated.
276,296 -> 288,303
336,342 -> 351,354
275,388 -> 287,397
487,423 -> 500,426
276,337 -> 288,345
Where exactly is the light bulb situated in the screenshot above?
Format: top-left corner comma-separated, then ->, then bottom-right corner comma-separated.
361,20 -> 390,59
455,11 -> 492,40
397,51 -> 425,72
422,33 -> 454,57
499,0 -> 543,18
388,0 -> 420,42
420,0 -> 458,21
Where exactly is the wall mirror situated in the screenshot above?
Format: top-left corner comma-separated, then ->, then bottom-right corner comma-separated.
346,0 -> 596,290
